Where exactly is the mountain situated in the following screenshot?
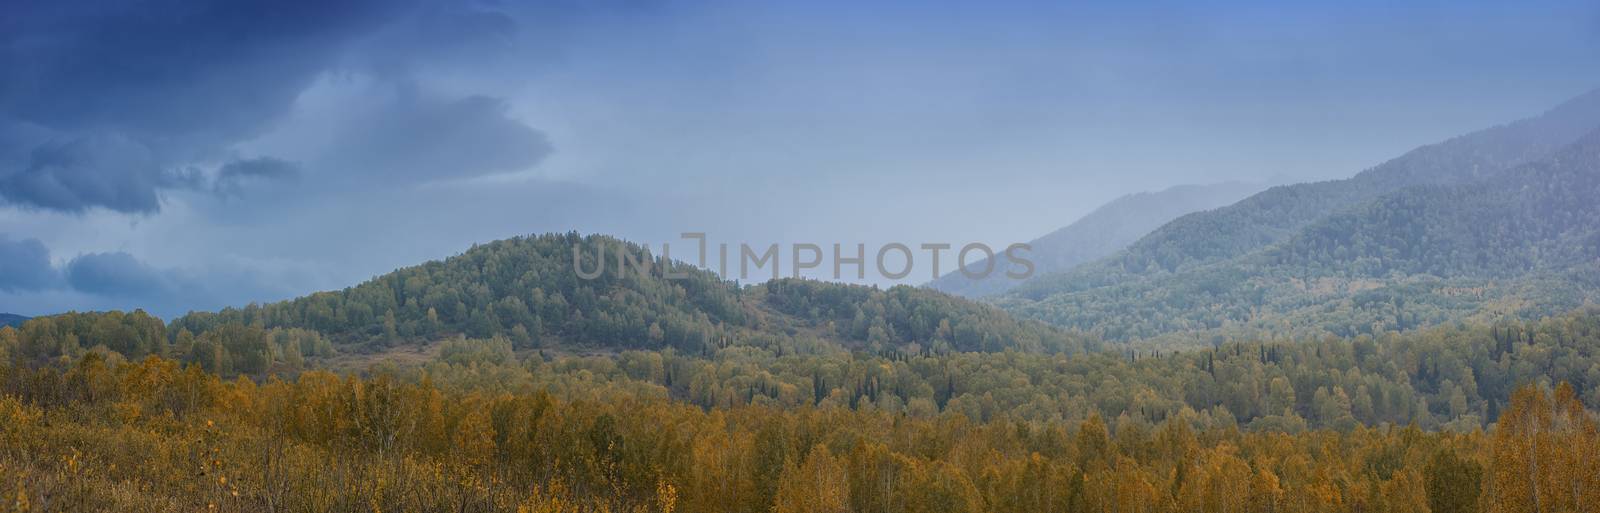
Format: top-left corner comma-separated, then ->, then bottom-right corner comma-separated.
0,314 -> 26,328
169,233 -> 1090,355
1011,89 -> 1600,301
925,181 -> 1264,298
1000,126 -> 1600,345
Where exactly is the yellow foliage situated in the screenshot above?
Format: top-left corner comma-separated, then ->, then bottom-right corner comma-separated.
0,352 -> 1593,513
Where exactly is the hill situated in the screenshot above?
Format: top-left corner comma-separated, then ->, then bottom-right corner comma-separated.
1011,88 -> 1600,301
1001,127 -> 1600,345
0,314 -> 26,329
926,181 -> 1263,298
167,233 -> 1090,356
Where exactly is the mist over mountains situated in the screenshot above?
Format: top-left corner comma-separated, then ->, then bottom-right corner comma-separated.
1013,89 -> 1600,299
11,89 -> 1600,353
927,181 -> 1266,298
997,88 -> 1600,346
122,84 -> 1600,353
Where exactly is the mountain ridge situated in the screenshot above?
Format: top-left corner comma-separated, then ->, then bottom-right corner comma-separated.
1000,125 -> 1600,345
1010,88 -> 1600,301
926,181 -> 1265,298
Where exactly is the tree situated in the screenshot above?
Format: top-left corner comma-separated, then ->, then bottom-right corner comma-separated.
1074,414 -> 1111,471
1425,448 -> 1482,513
773,445 -> 849,513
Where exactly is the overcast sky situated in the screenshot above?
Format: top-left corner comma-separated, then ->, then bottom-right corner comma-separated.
2,0 -> 1599,318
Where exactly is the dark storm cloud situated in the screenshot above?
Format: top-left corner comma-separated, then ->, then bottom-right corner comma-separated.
0,0 -> 550,213
0,236 -> 60,292
0,0 -> 394,213
63,252 -> 172,297
0,0 -> 401,141
0,133 -> 168,214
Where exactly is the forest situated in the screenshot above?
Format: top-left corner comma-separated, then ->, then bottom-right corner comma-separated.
3,300 -> 1600,511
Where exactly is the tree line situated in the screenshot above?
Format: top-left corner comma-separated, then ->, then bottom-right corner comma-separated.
5,307 -> 1600,432
0,347 -> 1595,512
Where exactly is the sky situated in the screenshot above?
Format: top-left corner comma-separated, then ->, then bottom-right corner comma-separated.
2,0 -> 1599,318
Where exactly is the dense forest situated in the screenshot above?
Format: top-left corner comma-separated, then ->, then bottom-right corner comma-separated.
1000,110 -> 1600,347
7,303 -> 1600,432
3,308 -> 1599,511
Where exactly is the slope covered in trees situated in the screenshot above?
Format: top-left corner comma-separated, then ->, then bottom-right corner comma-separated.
9,297 -> 1600,434
927,181 -> 1264,298
159,233 -> 1087,356
3,307 -> 1600,511
1002,127 -> 1600,345
1011,88 -> 1600,301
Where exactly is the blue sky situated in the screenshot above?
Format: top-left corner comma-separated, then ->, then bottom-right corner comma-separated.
2,0 -> 1598,318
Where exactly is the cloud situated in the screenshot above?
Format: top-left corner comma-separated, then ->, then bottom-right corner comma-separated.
64,252 -> 173,298
0,236 -> 60,292
50,249 -> 296,317
355,1 -> 522,80
0,0 -> 396,213
0,0 -> 403,141
214,157 -> 300,196
0,0 -> 550,214
0,236 -> 295,318
318,89 -> 551,185
0,133 -> 168,214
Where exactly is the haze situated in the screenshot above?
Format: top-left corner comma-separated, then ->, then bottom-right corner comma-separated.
2,0 -> 1598,317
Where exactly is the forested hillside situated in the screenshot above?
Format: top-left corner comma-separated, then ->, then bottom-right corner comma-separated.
4,235 -> 1600,512
1002,128 -> 1600,345
927,181 -> 1263,298
1011,89 -> 1600,300
1271,131 -> 1600,278
159,233 -> 1087,356
9,300 -> 1600,434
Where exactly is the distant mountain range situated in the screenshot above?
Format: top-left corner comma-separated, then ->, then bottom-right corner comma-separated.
925,181 -> 1265,298
24,91 -> 1600,352
0,314 -> 26,328
999,89 -> 1600,346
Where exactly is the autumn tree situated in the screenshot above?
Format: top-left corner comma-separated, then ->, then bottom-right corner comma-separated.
1425,448 -> 1483,513
773,444 -> 849,513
